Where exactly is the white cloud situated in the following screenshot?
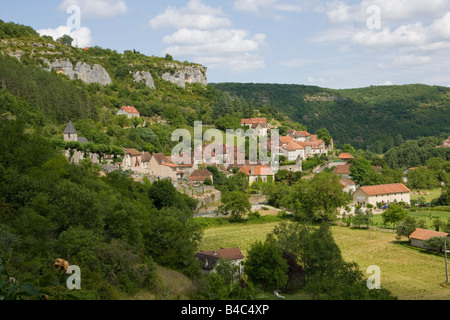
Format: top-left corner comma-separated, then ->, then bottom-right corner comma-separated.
392,55 -> 432,66
38,25 -> 92,48
59,0 -> 128,19
381,80 -> 393,86
352,24 -> 429,48
150,0 -> 267,72
233,0 -> 277,14
233,0 -> 303,17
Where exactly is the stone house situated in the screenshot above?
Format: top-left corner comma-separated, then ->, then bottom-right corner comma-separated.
123,148 -> 142,168
189,170 -> 213,185
63,122 -> 98,164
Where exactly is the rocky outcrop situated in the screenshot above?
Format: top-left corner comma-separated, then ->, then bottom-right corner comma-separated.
133,71 -> 156,89
162,65 -> 207,88
43,58 -> 112,86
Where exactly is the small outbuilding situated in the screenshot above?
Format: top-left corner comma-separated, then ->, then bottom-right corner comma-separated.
409,228 -> 449,250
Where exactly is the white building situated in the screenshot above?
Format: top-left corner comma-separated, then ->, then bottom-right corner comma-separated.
117,106 -> 140,119
353,183 -> 411,207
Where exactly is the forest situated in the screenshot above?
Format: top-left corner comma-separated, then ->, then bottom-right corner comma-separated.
211,83 -> 450,150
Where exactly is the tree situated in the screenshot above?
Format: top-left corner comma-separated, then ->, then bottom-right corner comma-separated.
57,34 -> 74,46
287,172 -> 348,222
396,216 -> 418,241
218,191 -> 251,221
317,128 -> 332,146
382,203 -> 408,229
350,156 -> 373,185
407,167 -> 440,189
341,144 -> 356,155
244,240 -> 288,291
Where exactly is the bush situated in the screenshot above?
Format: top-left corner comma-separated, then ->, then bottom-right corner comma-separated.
248,211 -> 261,220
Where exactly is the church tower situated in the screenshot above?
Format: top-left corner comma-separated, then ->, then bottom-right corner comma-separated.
63,121 -> 78,142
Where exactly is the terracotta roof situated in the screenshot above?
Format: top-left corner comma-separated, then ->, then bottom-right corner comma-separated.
334,163 -> 352,175
198,247 -> 245,261
239,165 -> 275,176
241,118 -> 267,125
123,148 -> 142,156
189,170 -> 212,182
281,136 -> 305,151
410,228 -> 449,241
339,153 -> 355,160
152,153 -> 170,164
141,152 -> 152,163
358,183 -> 410,196
120,106 -> 140,114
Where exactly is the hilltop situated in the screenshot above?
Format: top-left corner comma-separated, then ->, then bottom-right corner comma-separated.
211,83 -> 450,150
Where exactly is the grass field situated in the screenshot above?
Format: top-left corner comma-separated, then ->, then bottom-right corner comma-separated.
410,188 -> 442,203
370,209 -> 450,229
198,221 -> 450,300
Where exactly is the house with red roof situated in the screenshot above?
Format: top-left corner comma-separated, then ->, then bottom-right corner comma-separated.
410,228 -> 449,250
239,164 -> 275,184
117,106 -> 140,119
196,247 -> 245,274
148,152 -> 197,181
353,183 -> 411,207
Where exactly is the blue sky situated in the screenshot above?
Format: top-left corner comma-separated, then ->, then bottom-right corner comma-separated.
2,0 -> 450,89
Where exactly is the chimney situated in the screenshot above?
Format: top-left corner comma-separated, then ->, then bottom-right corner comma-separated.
213,250 -> 218,256
251,166 -> 255,175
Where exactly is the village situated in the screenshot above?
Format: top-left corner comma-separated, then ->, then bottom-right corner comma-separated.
60,106 -> 450,278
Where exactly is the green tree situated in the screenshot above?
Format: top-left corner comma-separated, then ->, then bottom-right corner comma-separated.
57,34 -> 73,46
244,240 -> 288,291
341,144 -> 356,155
317,128 -> 332,146
382,203 -> 408,229
396,216 -> 418,241
218,191 -> 251,221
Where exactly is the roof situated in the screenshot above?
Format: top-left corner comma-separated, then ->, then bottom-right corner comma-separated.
141,152 -> 152,163
358,183 -> 411,196
196,247 -> 245,271
339,153 -> 355,160
189,170 -> 212,182
239,165 -> 275,176
63,121 -> 77,134
77,137 -> 89,144
123,148 -> 142,156
241,118 -> 267,125
410,228 -> 449,241
280,136 -> 305,151
120,106 -> 140,114
333,163 -> 352,175
340,178 -> 356,187
152,153 -> 170,165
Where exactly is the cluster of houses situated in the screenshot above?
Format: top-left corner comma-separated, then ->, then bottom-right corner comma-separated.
437,137 -> 450,149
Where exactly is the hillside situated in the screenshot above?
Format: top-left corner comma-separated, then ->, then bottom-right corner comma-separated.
211,83 -> 450,150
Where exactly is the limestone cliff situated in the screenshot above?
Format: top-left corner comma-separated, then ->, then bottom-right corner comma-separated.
43,58 -> 112,86
133,71 -> 156,89
162,64 -> 207,88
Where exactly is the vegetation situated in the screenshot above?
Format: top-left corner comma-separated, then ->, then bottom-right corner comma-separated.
0,118 -> 204,299
211,83 -> 450,150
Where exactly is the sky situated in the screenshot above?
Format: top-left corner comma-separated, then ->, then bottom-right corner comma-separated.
1,0 -> 450,89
